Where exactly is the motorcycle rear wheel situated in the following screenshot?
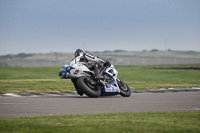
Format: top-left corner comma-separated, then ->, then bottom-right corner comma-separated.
77,76 -> 101,98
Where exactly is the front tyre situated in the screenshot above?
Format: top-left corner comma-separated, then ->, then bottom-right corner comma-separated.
77,76 -> 101,98
117,79 -> 131,97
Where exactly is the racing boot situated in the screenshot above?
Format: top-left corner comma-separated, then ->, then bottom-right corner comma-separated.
94,63 -> 103,80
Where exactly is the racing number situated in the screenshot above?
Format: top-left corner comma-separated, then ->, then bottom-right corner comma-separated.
74,70 -> 79,74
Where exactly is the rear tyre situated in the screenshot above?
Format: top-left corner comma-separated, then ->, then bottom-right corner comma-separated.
117,79 -> 131,97
77,76 -> 101,98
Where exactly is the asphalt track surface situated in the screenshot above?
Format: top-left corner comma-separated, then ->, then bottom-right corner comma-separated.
0,91 -> 200,117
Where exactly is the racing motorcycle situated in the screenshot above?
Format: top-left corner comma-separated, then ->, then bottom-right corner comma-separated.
59,58 -> 131,98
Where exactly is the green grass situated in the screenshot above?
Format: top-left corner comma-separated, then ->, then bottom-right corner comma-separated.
0,67 -> 58,79
127,63 -> 200,69
0,79 -> 74,93
0,64 -> 200,93
0,112 -> 199,133
117,66 -> 200,90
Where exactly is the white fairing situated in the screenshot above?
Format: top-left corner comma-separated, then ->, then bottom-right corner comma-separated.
103,65 -> 120,93
105,64 -> 118,78
67,63 -> 94,78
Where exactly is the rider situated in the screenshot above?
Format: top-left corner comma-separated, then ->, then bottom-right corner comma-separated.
72,49 -> 111,79
59,49 -> 111,79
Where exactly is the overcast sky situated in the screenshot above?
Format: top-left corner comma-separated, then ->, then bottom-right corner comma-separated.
0,0 -> 200,55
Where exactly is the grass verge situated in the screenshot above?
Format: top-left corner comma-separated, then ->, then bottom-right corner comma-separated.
0,64 -> 200,93
0,112 -> 199,133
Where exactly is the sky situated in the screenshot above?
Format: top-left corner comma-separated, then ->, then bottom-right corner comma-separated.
0,0 -> 200,55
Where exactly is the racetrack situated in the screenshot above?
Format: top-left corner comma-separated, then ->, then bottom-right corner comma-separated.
0,91 -> 200,117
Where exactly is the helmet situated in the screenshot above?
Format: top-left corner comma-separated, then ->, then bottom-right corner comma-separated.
74,49 -> 84,57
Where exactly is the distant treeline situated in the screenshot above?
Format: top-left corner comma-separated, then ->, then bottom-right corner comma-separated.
1,50 -> 200,67
1,49 -> 200,57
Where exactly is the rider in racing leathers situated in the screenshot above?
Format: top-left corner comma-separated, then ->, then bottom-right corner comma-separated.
72,49 -> 110,79
59,49 -> 110,79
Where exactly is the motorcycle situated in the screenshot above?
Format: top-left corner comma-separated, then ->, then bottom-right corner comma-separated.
59,58 -> 131,98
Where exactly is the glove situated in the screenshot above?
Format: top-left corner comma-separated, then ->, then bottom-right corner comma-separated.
104,60 -> 111,67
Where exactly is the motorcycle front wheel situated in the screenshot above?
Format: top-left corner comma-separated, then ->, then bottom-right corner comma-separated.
77,76 -> 101,98
117,79 -> 131,97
